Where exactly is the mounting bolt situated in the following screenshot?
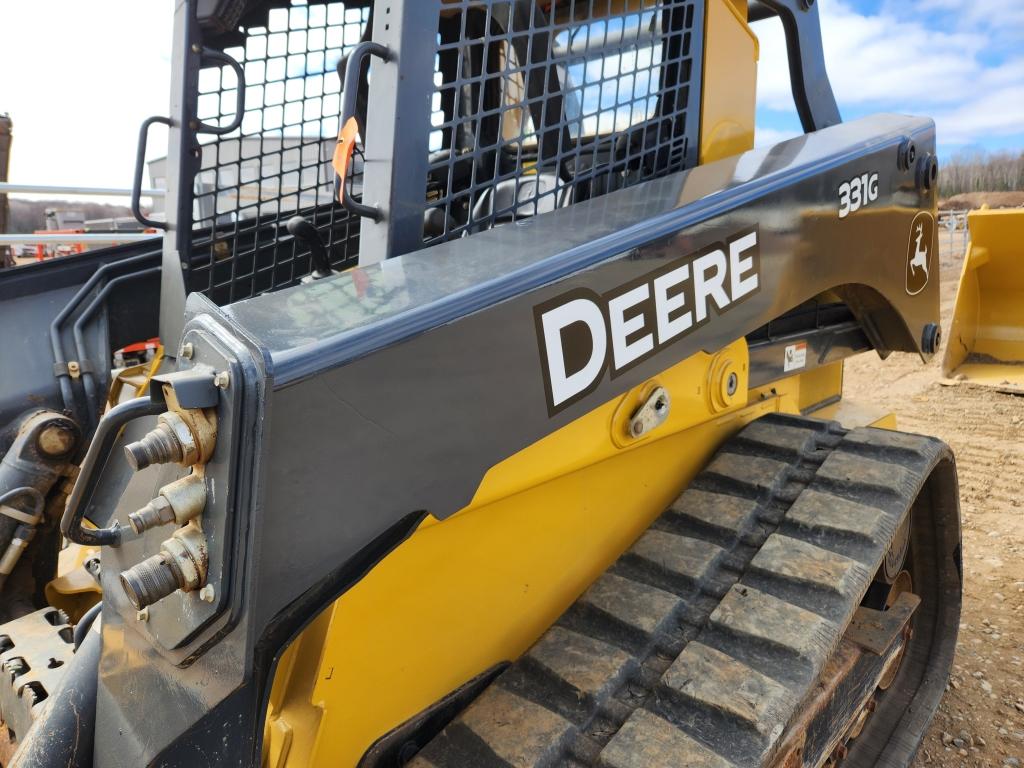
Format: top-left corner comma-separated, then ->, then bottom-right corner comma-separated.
199,584 -> 216,603
37,423 -> 76,457
179,342 -> 194,360
214,371 -> 230,389
916,152 -> 938,193
898,139 -> 916,171
84,556 -> 101,579
922,323 -> 942,354
726,372 -> 739,396
136,607 -> 149,622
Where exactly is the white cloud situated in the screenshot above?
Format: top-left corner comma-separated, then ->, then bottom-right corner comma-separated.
755,0 -> 1024,149
906,0 -> 1024,50
934,65 -> 1024,144
0,1 -> 173,195
758,1 -> 983,110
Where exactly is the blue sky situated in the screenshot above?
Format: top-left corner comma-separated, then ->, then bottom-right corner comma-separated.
0,0 -> 1020,198
754,0 -> 1024,158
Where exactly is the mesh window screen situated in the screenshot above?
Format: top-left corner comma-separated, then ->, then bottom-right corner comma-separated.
191,1 -> 369,306
423,0 -> 702,246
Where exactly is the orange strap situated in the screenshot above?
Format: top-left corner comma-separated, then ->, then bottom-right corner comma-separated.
332,117 -> 360,204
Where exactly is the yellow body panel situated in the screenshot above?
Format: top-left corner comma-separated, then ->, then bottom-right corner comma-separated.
263,356 -> 866,767
263,341 -> 756,766
941,208 -> 1024,392
699,0 -> 757,164
44,543 -> 101,623
816,398 -> 897,431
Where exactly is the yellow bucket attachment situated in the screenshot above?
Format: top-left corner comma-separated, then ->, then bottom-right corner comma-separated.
942,208 -> 1024,392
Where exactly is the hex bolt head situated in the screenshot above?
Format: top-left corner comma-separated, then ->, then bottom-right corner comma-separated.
179,342 -> 195,360
37,423 -> 76,457
214,371 -> 230,389
726,372 -> 739,396
136,607 -> 149,622
199,584 -> 215,603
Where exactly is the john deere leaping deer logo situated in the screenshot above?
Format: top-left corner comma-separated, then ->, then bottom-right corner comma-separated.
906,211 -> 934,296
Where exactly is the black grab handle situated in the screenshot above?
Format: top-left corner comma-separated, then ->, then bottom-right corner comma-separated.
338,41 -> 390,221
61,396 -> 165,547
196,47 -> 247,135
131,116 -> 172,231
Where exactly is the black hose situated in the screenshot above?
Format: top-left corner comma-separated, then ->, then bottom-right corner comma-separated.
48,252 -> 155,416
73,601 -> 102,650
8,625 -> 99,768
72,266 -> 162,432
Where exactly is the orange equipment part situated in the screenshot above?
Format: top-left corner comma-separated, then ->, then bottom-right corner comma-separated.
331,117 -> 360,205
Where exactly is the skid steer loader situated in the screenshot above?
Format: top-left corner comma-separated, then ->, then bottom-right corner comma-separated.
0,1 -> 961,766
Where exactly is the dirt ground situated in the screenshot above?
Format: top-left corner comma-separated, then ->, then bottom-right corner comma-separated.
842,233 -> 1024,767
940,191 -> 1024,211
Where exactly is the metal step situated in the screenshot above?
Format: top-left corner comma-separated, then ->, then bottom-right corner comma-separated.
408,414 -> 949,768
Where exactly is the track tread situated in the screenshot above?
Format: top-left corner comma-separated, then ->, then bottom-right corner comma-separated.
412,416 -> 947,768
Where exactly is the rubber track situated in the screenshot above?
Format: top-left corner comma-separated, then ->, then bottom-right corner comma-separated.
409,414 -> 948,768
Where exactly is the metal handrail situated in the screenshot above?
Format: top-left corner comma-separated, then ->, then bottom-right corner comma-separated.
0,182 -> 165,197
0,233 -> 158,245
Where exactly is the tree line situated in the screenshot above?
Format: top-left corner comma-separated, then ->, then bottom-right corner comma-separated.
940,150 -> 1024,198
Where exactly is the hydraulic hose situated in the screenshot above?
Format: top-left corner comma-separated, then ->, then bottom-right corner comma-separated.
73,600 -> 102,650
49,253 -> 154,416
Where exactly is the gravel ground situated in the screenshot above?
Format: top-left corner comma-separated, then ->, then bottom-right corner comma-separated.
843,234 -> 1024,768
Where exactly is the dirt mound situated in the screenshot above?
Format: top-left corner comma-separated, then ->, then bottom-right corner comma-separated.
939,191 -> 1024,210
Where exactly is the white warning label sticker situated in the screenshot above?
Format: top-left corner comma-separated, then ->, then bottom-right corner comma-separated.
784,342 -> 807,372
